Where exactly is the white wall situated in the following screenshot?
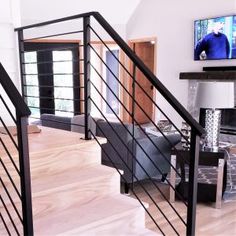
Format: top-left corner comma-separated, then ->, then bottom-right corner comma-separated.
22,18 -> 126,42
20,0 -> 141,40
127,0 -> 236,125
21,0 -> 141,25
0,0 -> 21,125
0,0 -> 21,81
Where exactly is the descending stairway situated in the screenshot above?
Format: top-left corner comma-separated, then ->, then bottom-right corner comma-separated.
0,127 -> 157,235
31,130 -> 157,235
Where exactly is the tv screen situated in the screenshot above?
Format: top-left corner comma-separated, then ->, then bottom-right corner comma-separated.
194,15 -> 236,60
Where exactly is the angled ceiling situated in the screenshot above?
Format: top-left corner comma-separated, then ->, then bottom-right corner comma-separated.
20,0 -> 141,25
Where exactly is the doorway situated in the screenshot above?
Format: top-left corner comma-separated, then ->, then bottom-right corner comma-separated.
127,38 -> 156,124
23,42 -> 80,118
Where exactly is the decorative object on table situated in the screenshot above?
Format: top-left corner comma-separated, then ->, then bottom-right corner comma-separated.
0,124 -> 41,136
144,120 -> 175,136
156,120 -> 172,132
180,121 -> 191,149
196,82 -> 234,151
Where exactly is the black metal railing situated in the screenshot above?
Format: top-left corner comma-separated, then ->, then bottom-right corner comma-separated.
15,12 -> 204,236
0,63 -> 33,235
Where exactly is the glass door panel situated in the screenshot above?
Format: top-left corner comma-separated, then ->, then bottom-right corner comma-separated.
24,42 -> 80,119
53,50 -> 74,117
24,51 -> 40,118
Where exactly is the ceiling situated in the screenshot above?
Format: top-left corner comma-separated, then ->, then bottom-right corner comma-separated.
20,0 -> 141,25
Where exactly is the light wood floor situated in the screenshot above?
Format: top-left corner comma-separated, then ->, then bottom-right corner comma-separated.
0,127 -> 156,236
1,127 -> 236,235
125,173 -> 236,235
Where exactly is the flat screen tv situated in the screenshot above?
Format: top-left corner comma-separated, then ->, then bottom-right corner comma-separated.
194,15 -> 236,60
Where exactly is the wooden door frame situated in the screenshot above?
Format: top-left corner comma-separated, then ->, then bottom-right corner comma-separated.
125,37 -> 157,124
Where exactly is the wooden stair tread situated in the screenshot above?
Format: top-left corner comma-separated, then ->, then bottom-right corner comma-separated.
34,194 -> 147,235
0,128 -> 154,235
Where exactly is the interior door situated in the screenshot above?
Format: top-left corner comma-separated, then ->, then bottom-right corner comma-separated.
132,41 -> 155,124
24,42 -> 80,117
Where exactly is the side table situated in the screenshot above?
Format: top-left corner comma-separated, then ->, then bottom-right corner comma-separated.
169,144 -> 227,209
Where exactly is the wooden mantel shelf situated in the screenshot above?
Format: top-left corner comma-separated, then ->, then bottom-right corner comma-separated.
180,71 -> 236,80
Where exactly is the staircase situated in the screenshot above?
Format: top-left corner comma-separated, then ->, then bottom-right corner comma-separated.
8,11 -> 205,235
32,140 -> 156,235
0,128 -> 157,235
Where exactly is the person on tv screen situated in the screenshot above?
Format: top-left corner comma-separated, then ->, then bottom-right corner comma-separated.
194,19 -> 230,60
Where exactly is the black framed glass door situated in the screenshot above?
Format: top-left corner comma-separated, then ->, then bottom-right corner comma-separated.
23,42 -> 80,117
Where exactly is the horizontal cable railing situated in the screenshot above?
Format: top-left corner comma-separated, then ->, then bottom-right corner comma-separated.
15,11 -> 204,236
0,63 -> 33,235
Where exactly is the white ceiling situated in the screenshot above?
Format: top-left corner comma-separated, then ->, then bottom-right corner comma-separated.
20,0 -> 141,25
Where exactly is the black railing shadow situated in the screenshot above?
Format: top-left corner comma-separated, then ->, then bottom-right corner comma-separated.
0,63 -> 33,235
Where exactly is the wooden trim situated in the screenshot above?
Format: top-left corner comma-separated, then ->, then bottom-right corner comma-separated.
124,37 -> 157,123
91,40 -> 116,45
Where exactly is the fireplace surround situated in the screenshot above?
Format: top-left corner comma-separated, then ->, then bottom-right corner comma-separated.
180,70 -> 236,136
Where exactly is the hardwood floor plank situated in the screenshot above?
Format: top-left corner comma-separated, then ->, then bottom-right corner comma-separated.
1,127 -> 236,235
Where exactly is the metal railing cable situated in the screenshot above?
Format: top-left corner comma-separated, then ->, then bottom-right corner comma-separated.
0,177 -> 23,223
89,96 -> 187,227
89,44 -> 191,167
88,43 -> 191,162
23,59 -> 83,65
89,127 -> 176,235
90,63 -> 187,177
0,138 -> 20,175
89,77 -> 189,211
0,195 -> 20,236
0,159 -> 22,199
23,30 -> 84,42
25,95 -> 83,102
89,25 -> 190,144
14,11 -> 204,134
92,12 -> 204,136
23,85 -> 83,89
22,72 -> 82,76
0,63 -> 33,235
0,117 -> 18,150
0,95 -> 17,124
20,44 -> 84,54
14,11 -> 204,235
0,212 -> 11,235
27,106 -> 80,114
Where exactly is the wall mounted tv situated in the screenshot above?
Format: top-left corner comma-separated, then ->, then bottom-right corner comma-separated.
194,15 -> 236,60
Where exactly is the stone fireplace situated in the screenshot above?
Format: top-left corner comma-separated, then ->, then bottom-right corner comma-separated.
180,71 -> 236,138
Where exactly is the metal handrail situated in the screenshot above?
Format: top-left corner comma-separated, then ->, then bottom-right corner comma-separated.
92,12 -> 204,136
0,63 -> 33,235
15,11 -> 204,135
14,12 -> 202,235
0,63 -> 31,117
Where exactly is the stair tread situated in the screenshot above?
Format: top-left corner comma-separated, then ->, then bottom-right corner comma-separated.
1,129 -> 153,235
34,194 -> 147,235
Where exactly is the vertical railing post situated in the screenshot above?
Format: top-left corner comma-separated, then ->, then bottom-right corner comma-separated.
16,114 -> 34,236
186,129 -> 200,236
131,58 -> 136,190
17,30 -> 27,100
83,16 -> 91,140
